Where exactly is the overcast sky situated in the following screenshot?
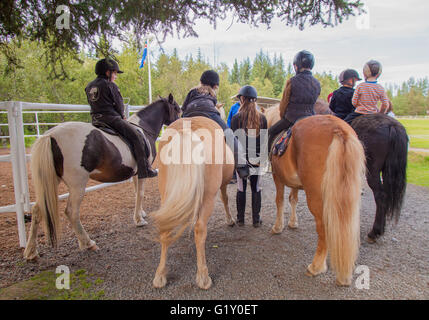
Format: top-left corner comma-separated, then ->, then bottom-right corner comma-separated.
149,0 -> 429,88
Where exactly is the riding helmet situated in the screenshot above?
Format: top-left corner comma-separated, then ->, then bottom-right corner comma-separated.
200,70 -> 220,87
339,69 -> 362,84
363,60 -> 382,79
293,50 -> 315,71
95,58 -> 124,76
238,85 -> 258,100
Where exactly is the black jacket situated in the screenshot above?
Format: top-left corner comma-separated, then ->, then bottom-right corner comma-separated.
285,70 -> 321,122
85,76 -> 125,118
329,86 -> 355,119
181,88 -> 219,117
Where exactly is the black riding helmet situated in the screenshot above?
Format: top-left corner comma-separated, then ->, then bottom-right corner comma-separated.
293,50 -> 315,71
95,58 -> 124,76
238,85 -> 258,101
339,69 -> 362,84
200,70 -> 220,87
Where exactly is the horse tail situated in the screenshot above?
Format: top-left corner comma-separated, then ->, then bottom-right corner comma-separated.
30,135 -> 60,247
150,130 -> 205,245
322,128 -> 366,284
382,123 -> 408,222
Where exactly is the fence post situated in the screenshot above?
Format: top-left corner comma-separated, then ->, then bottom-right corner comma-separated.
7,101 -> 28,247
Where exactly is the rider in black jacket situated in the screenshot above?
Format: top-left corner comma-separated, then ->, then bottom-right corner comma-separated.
85,58 -> 157,179
182,70 -> 250,179
268,50 -> 321,151
329,69 -> 361,119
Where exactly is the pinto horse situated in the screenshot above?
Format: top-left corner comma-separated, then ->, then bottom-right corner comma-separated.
23,94 -> 181,260
270,115 -> 366,285
263,102 -> 407,242
150,117 -> 235,289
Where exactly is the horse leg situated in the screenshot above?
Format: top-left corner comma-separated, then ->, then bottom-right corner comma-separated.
194,197 -> 215,289
366,165 -> 386,243
64,186 -> 98,251
23,204 -> 42,260
288,188 -> 299,229
133,176 -> 148,227
305,193 -> 328,277
153,232 -> 170,288
220,184 -> 235,226
271,174 -> 285,234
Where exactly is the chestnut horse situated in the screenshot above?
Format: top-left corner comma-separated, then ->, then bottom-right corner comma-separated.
270,115 -> 366,285
263,101 -> 407,242
23,95 -> 181,260
150,117 -> 235,289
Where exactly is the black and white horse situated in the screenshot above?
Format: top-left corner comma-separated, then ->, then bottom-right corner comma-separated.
24,94 -> 181,260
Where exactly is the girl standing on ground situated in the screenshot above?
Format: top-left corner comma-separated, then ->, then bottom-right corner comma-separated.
230,85 -> 267,227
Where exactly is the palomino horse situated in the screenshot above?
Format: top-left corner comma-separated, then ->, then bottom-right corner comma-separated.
263,102 -> 407,242
270,115 -> 366,285
150,116 -> 235,289
23,94 -> 181,260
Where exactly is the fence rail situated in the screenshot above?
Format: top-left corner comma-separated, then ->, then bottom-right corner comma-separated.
0,100 -> 146,247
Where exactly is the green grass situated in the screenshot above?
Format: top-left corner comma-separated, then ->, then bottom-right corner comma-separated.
0,269 -> 106,300
407,151 -> 429,188
398,118 -> 429,149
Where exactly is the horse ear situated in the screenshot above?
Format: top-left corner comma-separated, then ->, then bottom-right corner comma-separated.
168,93 -> 174,103
260,106 -> 266,114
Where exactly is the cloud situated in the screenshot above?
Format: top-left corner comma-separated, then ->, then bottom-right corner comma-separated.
153,0 -> 429,86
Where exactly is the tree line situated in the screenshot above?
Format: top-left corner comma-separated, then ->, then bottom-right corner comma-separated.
1,39 -> 428,139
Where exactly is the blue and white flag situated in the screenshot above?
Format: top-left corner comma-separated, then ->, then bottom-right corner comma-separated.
139,40 -> 148,69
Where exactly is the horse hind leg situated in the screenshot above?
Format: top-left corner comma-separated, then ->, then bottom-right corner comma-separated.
133,176 -> 148,227
23,204 -> 42,260
153,232 -> 170,288
194,197 -> 215,289
366,165 -> 387,243
288,188 -> 299,229
64,185 -> 98,251
220,184 -> 235,226
305,193 -> 328,277
271,174 -> 285,234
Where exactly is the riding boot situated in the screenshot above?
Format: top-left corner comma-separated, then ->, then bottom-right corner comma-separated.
252,191 -> 262,227
137,154 -> 158,179
236,191 -> 246,226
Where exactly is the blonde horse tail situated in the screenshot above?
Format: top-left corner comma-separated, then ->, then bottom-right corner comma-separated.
150,131 -> 205,245
31,135 -> 60,247
322,129 -> 365,285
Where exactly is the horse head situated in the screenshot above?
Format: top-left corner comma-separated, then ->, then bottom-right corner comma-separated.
160,93 -> 181,125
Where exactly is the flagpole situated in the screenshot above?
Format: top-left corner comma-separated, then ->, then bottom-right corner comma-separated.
147,38 -> 152,104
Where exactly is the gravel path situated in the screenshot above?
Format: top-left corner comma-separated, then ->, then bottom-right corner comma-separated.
1,170 -> 428,299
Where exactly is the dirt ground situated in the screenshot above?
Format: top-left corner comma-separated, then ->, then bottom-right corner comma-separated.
0,148 -> 428,299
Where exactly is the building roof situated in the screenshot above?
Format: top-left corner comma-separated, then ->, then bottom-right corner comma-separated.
230,95 -> 280,108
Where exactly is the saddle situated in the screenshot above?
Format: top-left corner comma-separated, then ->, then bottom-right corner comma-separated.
93,122 -> 151,158
270,128 -> 293,159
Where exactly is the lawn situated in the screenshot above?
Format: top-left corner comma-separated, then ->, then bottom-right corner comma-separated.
398,118 -> 429,149
407,151 -> 429,188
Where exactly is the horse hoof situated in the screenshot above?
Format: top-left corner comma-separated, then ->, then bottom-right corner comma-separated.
135,219 -> 148,227
227,221 -> 236,227
306,263 -> 327,277
153,274 -> 167,288
196,274 -> 212,290
141,211 -> 147,218
288,222 -> 298,229
336,278 -> 352,287
366,236 -> 376,244
271,226 -> 283,234
88,243 -> 99,251
23,250 -> 39,261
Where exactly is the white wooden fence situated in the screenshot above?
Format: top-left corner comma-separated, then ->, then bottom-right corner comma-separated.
0,100 -> 145,247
